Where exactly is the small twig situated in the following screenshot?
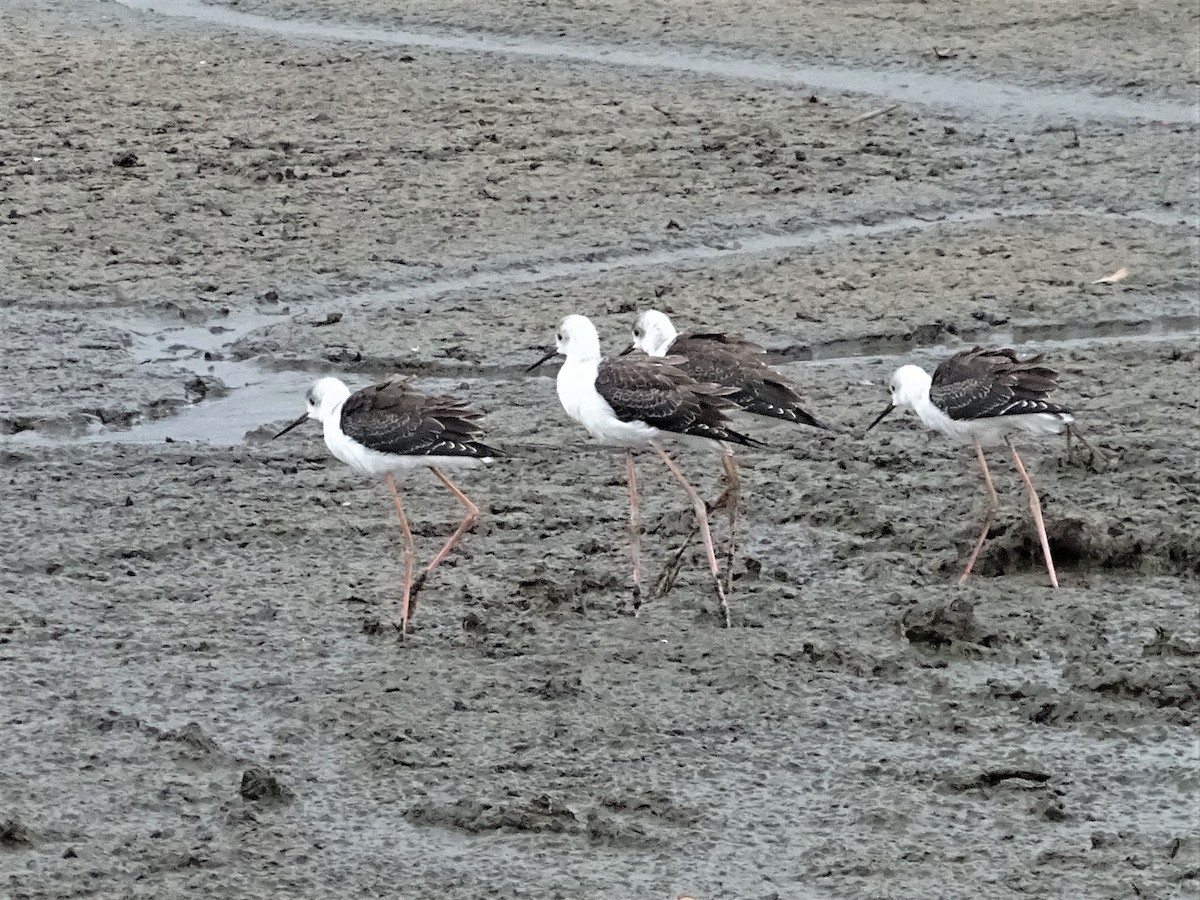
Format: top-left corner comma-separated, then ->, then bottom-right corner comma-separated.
653,524 -> 698,600
1065,424 -> 1105,474
846,103 -> 900,126
651,103 -> 680,126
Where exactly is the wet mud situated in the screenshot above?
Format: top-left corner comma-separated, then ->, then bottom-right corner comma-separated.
1,0 -> 1197,898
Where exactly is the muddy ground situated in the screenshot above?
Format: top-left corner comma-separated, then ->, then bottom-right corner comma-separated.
1,0 -> 1198,898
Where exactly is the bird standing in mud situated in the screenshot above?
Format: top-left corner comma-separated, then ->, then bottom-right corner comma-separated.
274,376 -> 503,634
624,309 -> 833,584
866,347 -> 1074,587
529,314 -> 763,627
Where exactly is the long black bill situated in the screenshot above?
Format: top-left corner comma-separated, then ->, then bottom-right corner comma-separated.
864,403 -> 895,434
617,345 -> 635,357
274,413 -> 310,440
526,349 -> 559,372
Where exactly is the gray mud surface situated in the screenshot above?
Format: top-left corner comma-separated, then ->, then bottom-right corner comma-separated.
2,1 -> 1198,898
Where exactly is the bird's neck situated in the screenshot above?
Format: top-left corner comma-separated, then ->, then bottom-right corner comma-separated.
559,354 -> 599,384
320,398 -> 348,433
911,390 -> 955,434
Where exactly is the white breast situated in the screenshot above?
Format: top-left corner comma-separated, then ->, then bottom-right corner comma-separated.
557,359 -> 658,446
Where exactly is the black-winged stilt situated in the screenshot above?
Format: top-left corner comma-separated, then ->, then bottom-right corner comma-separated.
275,376 -> 502,633
866,347 -> 1073,588
623,308 -> 833,583
529,314 -> 763,627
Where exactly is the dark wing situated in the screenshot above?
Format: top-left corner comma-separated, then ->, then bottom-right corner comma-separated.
670,335 -> 831,430
675,331 -> 768,355
930,347 -> 1071,420
595,357 -> 762,447
340,378 -> 503,458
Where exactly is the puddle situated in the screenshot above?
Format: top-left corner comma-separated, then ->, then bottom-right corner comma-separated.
5,204 -> 1196,449
10,312 -> 1194,450
125,310 -> 282,385
115,0 -> 1199,126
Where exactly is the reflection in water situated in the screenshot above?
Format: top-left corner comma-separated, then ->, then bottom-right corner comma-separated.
114,0 -> 1199,125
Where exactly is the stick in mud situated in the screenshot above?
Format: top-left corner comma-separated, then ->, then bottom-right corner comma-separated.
653,523 -> 700,601
846,103 -> 901,126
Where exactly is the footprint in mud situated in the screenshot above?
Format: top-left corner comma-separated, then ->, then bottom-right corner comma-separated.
403,795 -> 580,836
0,818 -> 41,849
975,513 -> 1200,578
900,596 -> 1001,654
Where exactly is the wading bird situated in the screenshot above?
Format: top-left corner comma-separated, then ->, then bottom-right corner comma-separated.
275,377 -> 502,633
529,314 -> 763,626
866,347 -> 1074,587
625,309 -> 833,581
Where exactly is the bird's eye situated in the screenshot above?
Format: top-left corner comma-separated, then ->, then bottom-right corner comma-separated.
633,327 -> 642,337
556,332 -> 564,342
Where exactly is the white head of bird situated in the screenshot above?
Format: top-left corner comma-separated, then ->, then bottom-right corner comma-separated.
275,377 -> 352,440
556,314 -> 602,363
865,364 -> 933,434
304,377 -> 352,423
631,309 -> 677,357
887,364 -> 933,411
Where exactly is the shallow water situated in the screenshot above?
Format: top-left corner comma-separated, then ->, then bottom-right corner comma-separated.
5,200 -> 1196,447
7,309 -> 1193,448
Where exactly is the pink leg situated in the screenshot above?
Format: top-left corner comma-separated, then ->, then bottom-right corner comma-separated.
959,439 -> 1000,585
1006,437 -> 1059,588
384,473 -> 417,633
652,443 -> 731,628
626,450 -> 643,610
720,451 -> 740,594
410,467 -> 480,606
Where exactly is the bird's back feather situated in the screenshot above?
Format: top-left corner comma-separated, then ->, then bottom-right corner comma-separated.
930,347 -> 1071,420
340,378 -> 504,458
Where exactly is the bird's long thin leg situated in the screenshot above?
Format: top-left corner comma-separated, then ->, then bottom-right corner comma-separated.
719,451 -> 741,595
959,439 -> 1000,586
1006,437 -> 1059,588
384,473 -> 416,633
410,466 -> 480,604
626,450 -> 642,612
656,452 -> 739,598
652,443 -> 731,628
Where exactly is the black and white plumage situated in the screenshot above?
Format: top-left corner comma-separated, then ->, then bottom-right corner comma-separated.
274,376 -> 502,632
627,309 -> 831,431
865,347 -> 1074,589
928,348 -> 1072,424
593,355 -> 762,448
528,314 -> 764,627
526,314 -> 758,449
336,378 -> 503,466
866,347 -> 1074,443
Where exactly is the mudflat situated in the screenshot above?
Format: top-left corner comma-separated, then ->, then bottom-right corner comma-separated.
1,1 -> 1197,898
